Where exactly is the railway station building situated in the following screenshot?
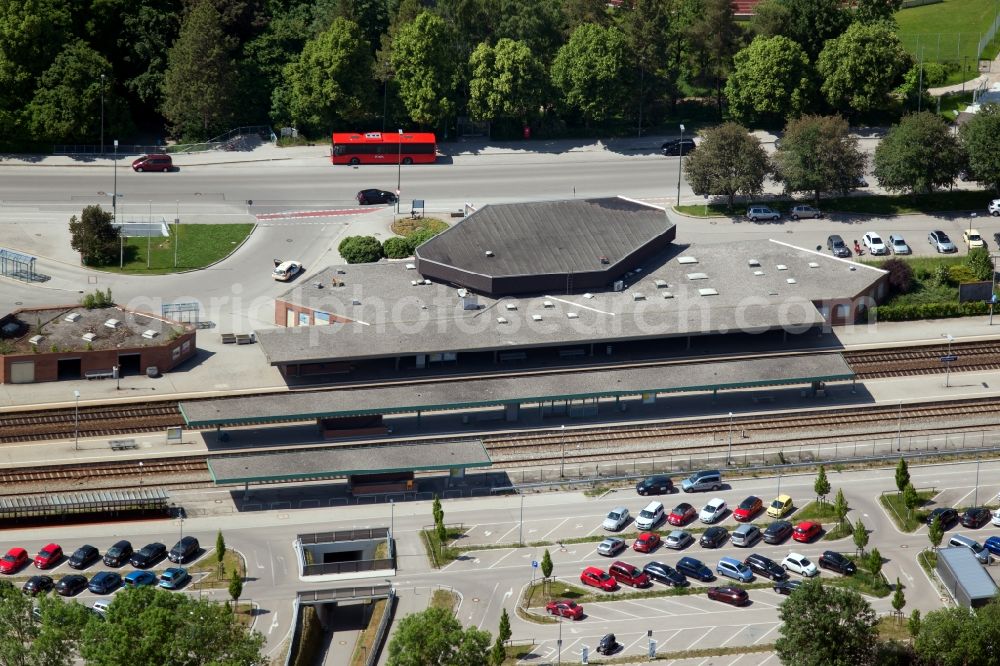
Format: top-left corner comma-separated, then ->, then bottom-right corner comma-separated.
260,197 -> 887,380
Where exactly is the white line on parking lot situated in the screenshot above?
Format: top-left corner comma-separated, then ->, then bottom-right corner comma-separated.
538,518 -> 571,542
487,550 -> 518,569
492,523 -> 521,544
753,623 -> 780,644
622,633 -> 648,654
621,599 -> 674,617
682,627 -> 714,651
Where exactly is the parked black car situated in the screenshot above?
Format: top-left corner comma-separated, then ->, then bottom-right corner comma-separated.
818,551 -> 856,575
168,536 -> 200,564
103,541 -> 132,568
661,139 -> 696,156
88,572 -> 123,595
356,189 -> 397,205
597,634 -> 619,655
773,579 -> 803,595
763,521 -> 794,544
643,561 -> 688,587
676,556 -> 715,582
961,507 -> 991,529
744,553 -> 788,581
130,543 -> 167,569
926,507 -> 958,529
68,545 -> 100,569
636,475 -> 673,496
826,234 -> 851,258
55,575 -> 88,596
22,575 -> 54,596
700,526 -> 729,548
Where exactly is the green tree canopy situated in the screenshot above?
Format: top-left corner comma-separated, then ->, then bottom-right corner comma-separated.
773,114 -> 866,203
751,0 -> 849,60
959,103 -> 1000,193
486,0 -> 564,64
966,247 -> 995,281
774,580 -> 878,666
833,487 -> 849,525
229,567 -> 243,603
816,20 -> 911,114
551,23 -> 631,123
853,0 -> 903,24
383,236 -> 413,259
683,0 -> 743,113
69,205 -> 120,266
852,517 -> 869,554
814,465 -> 831,504
23,41 -> 114,142
895,457 -> 910,493
618,0 -> 681,125
874,112 -> 965,194
391,11 -> 460,128
725,36 -> 812,124
338,235 -> 385,263
386,606 -> 491,666
468,38 -> 546,123
79,586 -> 265,666
276,16 -> 374,135
161,0 -> 237,139
928,516 -> 944,549
683,121 -> 771,207
912,603 -> 1000,666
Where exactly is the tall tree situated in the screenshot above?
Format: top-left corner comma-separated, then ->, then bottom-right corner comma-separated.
550,23 -> 631,124
242,6 -> 313,127
386,607 -> 491,666
814,465 -> 831,504
895,458 -> 910,494
69,205 -> 121,266
684,0 -> 742,114
468,38 -> 546,125
960,103 -> 1000,193
873,112 -> 964,195
618,0 -> 679,128
912,604 -> 996,666
817,20 -> 911,115
0,582 -> 38,666
853,0 -> 903,25
486,0 -> 565,65
750,0 -> 849,60
216,530 -> 226,574
391,11 -> 460,128
928,516 -> 944,550
498,608 -> 511,644
725,36 -> 812,125
161,1 -> 238,138
773,115 -> 866,204
891,579 -> 906,622
683,122 -> 771,207
775,580 -> 878,666
33,593 -> 93,666
276,17 -> 374,135
852,517 -> 869,555
833,488 -> 849,526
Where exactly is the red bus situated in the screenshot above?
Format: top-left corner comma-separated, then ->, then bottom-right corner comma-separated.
330,131 -> 437,165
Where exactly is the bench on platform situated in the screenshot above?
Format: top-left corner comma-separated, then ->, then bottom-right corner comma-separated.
85,369 -> 116,380
109,438 -> 137,451
220,333 -> 237,344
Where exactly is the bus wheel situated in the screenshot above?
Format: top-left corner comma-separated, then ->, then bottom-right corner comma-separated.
349,158 -> 360,165
402,157 -> 413,165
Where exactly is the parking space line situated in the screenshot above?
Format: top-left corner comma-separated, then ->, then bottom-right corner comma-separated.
718,626 -> 749,648
492,524 -> 521,544
621,599 -> 675,616
487,550 -> 518,569
682,627 -> 714,650
539,518 -> 570,542
659,598 -> 710,614
753,623 -> 781,644
953,488 -> 976,507
622,633 -> 648,655
591,603 -> 645,619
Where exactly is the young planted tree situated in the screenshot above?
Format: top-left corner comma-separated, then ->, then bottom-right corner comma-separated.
69,205 -> 120,266
541,548 -> 553,592
216,530 -> 226,575
891,578 -> 906,623
895,458 -> 910,495
489,636 -> 505,666
928,516 -> 944,550
833,488 -> 849,526
902,483 -> 920,518
908,609 -> 921,639
814,466 -> 831,505
867,547 -> 883,581
853,517 -> 869,555
229,566 -> 243,605
498,608 -> 512,644
432,495 -> 443,528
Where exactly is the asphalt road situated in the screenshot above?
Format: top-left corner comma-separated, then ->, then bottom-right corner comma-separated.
2,458 -> 999,664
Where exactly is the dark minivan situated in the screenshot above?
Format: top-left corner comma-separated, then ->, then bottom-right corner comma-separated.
636,475 -> 673,496
103,541 -> 133,567
168,536 -> 200,564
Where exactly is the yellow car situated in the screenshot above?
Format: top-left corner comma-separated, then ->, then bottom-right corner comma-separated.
963,229 -> 985,248
767,495 -> 793,518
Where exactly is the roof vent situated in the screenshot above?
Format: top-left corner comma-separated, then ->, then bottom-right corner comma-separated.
337,269 -> 346,275
532,314 -> 542,321
599,256 -> 610,264
654,279 -> 668,288
566,312 -> 579,319
699,288 -> 719,296
82,332 -> 97,342
352,299 -> 361,305
104,318 -> 121,329
405,263 -> 415,270
29,335 -> 44,345
423,279 -> 432,285
776,264 -> 788,271
753,270 -> 765,276
677,256 -> 698,264
64,313 -> 81,323
543,301 -> 554,308
748,259 -> 760,267
633,292 -> 645,301
686,272 -> 709,280
314,282 -> 323,289
457,288 -> 468,297
411,280 -> 419,286
485,250 -> 494,257
496,316 -> 508,324
808,261 -> 820,268
786,278 -> 797,284
583,293 -> 594,299
141,329 -> 159,339
662,291 -> 674,299
506,303 -> 517,311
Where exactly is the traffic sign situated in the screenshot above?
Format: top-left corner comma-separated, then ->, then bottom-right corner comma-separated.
531,560 -> 539,568
940,355 -> 958,363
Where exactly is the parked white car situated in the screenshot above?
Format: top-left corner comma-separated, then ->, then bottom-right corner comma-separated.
782,552 -> 819,577
991,509 -> 1000,527
699,498 -> 728,524
862,232 -> 888,256
602,506 -> 630,531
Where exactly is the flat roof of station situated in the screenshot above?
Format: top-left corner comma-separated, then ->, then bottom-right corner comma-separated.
182,354 -> 853,426
207,439 -> 491,484
260,239 -> 884,365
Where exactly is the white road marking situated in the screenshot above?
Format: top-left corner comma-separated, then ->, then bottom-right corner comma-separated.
477,581 -> 501,629
488,550 -> 518,569
753,623 -> 781,644
268,612 -> 278,634
538,518 -> 570,541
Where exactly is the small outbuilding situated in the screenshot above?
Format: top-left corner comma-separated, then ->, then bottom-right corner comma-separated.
936,547 -> 999,609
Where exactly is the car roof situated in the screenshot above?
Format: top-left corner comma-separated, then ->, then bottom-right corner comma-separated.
609,506 -> 628,513
582,566 -> 604,574
6,547 -> 26,555
774,494 -> 791,502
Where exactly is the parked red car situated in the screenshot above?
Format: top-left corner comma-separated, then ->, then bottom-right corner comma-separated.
545,600 -> 584,620
792,521 -> 822,543
633,532 -> 661,553
609,561 -> 651,588
733,496 -> 762,522
0,548 -> 29,574
707,586 -> 750,606
131,154 -> 173,172
580,566 -> 617,591
34,544 -> 62,569
668,503 -> 696,526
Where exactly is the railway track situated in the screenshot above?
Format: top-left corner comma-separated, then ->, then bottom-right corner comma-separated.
0,457 -> 210,492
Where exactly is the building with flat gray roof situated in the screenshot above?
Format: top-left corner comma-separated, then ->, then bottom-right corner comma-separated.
936,547 -> 999,608
265,198 -> 887,379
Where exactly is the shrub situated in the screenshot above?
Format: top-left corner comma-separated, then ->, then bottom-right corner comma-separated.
965,247 -> 994,281
337,236 -> 384,264
383,236 -> 413,259
81,288 -> 114,309
872,300 -> 990,321
407,228 -> 440,249
932,264 -> 951,287
948,264 -> 977,284
881,258 -> 914,295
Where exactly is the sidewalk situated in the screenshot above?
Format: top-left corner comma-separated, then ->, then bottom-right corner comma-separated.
928,52 -> 1000,96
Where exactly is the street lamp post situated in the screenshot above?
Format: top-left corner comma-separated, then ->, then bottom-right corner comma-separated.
990,254 -> 998,325
556,616 -> 563,665
100,74 -> 105,156
395,128 -> 403,214
676,124 -> 685,206
174,200 -> 180,269
726,412 -> 734,465
390,499 -> 395,540
73,390 -> 80,451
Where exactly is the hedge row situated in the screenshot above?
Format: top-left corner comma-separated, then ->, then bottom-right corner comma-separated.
871,300 -> 992,321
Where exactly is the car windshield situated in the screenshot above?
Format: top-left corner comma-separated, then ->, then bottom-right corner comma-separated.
607,511 -> 621,520
1,554 -> 14,562
970,234 -> 982,241
739,499 -> 755,509
771,499 -> 784,507
706,503 -> 721,512
939,234 -> 951,242
640,510 -> 653,518
972,543 -> 985,553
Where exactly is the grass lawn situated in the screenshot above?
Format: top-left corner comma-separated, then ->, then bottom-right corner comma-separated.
880,490 -> 937,532
918,549 -> 937,576
877,614 -> 913,642
420,527 -> 466,568
896,0 -> 999,84
430,589 -> 459,612
675,189 -> 990,218
390,216 -> 448,237
793,501 -> 839,522
101,223 -> 253,275
938,91 -> 975,122
189,548 -> 246,588
824,557 -> 892,597
823,522 -> 853,541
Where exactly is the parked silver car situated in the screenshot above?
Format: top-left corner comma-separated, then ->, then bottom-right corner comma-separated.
789,205 -> 822,220
746,206 -> 780,222
888,235 -> 911,255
